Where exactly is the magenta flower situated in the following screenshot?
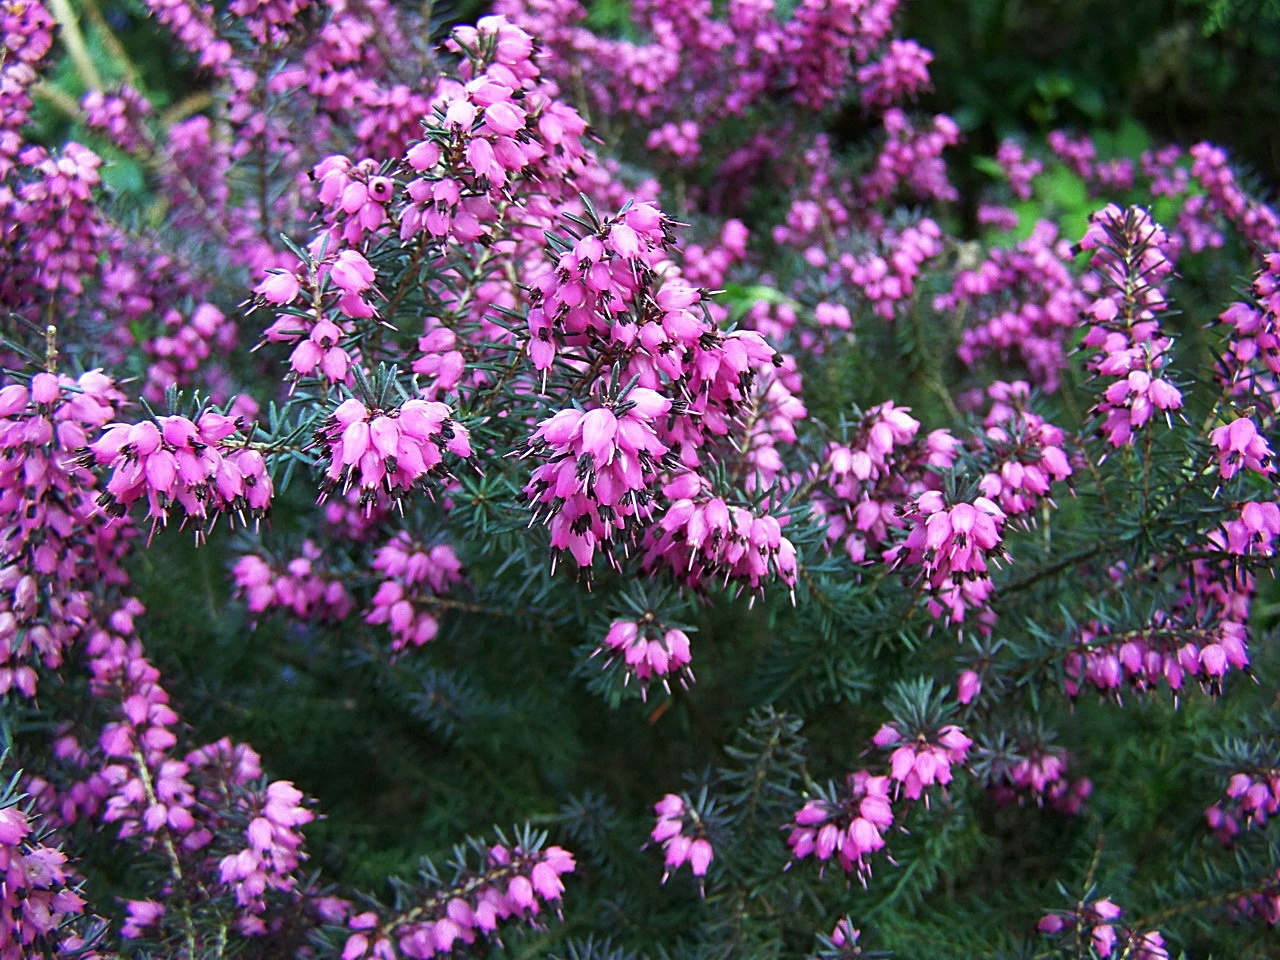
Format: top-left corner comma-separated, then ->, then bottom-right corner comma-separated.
121,899 -> 165,938
956,669 -> 982,704
649,793 -> 714,891
888,490 -> 1007,624
364,533 -> 465,655
876,722 -> 971,802
315,395 -> 470,509
1209,416 -> 1275,481
594,618 -> 694,697
0,803 -> 86,953
523,388 -> 671,570
1038,897 -> 1168,959
329,249 -> 376,295
254,270 -> 301,305
785,771 -> 895,884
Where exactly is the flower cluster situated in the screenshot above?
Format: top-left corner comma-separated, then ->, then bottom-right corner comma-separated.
942,219 -> 1084,391
642,479 -> 799,599
1209,416 -> 1275,483
784,0 -> 900,110
142,0 -> 232,72
594,617 -> 693,697
87,409 -> 272,537
505,0 -> 905,129
521,200 -> 791,546
59,620 -> 319,941
398,14 -> 589,248
1079,205 -> 1183,447
845,217 -> 945,320
1206,768 -> 1280,845
0,370 -> 128,698
217,780 -> 315,926
812,401 -> 956,564
2,143 -> 107,307
413,324 -> 467,400
1038,899 -> 1168,960
0,802 -> 87,959
314,394 -> 471,510
871,722 -> 972,803
524,201 -> 679,372
1208,256 -> 1280,417
1188,143 -> 1280,254
1214,255 -> 1280,409
139,302 -> 238,404
1047,130 -> 1135,192
994,139 -> 1043,200
646,120 -> 702,161
769,147 -> 948,320
313,155 -> 396,248
650,793 -> 713,889
523,388 -> 672,571
856,38 -> 932,109
365,533 -> 465,655
1234,879 -> 1280,928
785,771 -> 895,885
736,362 -> 807,491
1064,615 -> 1250,701
860,109 -> 959,206
256,243 -> 387,386
986,744 -> 1092,816
680,218 -> 749,289
888,490 -> 1008,625
341,840 -> 575,960
232,541 -> 355,623
1213,500 -> 1280,558
976,381 -> 1073,519
188,738 -> 323,933
86,609 -> 322,933
0,0 -> 55,181
89,611 -> 207,848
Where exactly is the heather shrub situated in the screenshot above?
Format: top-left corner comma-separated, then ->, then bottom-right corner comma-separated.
2,1 -> 1279,958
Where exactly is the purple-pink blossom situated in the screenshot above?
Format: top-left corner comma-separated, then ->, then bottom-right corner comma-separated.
650,793 -> 714,891
315,395 -> 470,509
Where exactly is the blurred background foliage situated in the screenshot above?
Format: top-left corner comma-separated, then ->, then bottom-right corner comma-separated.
900,0 -> 1280,230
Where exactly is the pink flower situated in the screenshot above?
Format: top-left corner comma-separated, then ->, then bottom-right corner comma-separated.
956,669 -> 982,704
595,619 -> 694,697
786,771 -> 895,884
329,249 -> 375,294
255,270 -> 300,304
364,533 -> 465,655
316,394 -> 469,509
888,491 -> 1007,624
650,792 -> 713,889
1210,416 -> 1275,481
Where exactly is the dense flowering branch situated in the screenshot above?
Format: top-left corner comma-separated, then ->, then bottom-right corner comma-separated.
3,0 -> 1280,956
340,835 -> 575,960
